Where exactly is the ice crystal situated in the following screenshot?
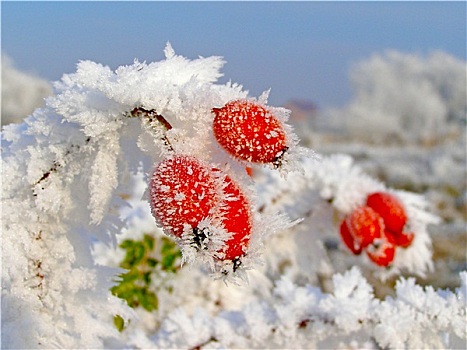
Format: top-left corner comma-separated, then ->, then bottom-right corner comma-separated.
2,44 -> 461,349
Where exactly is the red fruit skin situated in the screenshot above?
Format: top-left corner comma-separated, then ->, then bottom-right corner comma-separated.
212,100 -> 287,164
366,233 -> 396,267
339,219 -> 362,255
381,230 -> 397,245
149,155 -> 217,238
346,206 -> 384,250
366,192 -> 407,234
388,231 -> 415,248
217,173 -> 252,261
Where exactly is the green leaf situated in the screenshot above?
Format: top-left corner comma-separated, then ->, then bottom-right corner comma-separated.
120,270 -> 140,283
143,234 -> 155,250
113,315 -> 125,332
143,271 -> 152,284
134,242 -> 146,264
161,254 -> 177,270
120,239 -> 147,269
161,237 -> 177,254
147,258 -> 158,268
111,234 -> 180,314
120,239 -> 135,250
140,290 -> 158,311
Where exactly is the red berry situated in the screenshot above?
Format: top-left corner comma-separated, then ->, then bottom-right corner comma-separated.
386,230 -> 414,248
382,230 -> 397,245
345,206 -> 384,250
149,155 -> 217,238
150,156 -> 253,263
366,192 -> 407,234
212,100 -> 288,165
339,219 -> 362,255
366,233 -> 396,267
216,173 -> 252,261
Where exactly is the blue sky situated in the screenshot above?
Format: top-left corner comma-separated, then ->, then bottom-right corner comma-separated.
2,1 -> 466,107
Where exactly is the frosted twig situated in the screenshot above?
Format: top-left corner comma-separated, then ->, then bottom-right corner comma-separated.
129,107 -> 174,152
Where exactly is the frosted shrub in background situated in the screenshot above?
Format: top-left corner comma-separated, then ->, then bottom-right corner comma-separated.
1,55 -> 52,125
1,44 -> 465,348
325,51 -> 466,145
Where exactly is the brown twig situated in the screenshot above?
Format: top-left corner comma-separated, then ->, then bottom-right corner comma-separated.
32,137 -> 91,196
129,107 -> 174,151
189,336 -> 218,350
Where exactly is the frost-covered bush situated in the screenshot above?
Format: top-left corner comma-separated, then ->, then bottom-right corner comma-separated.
144,268 -> 467,349
1,55 -> 52,125
324,51 -> 466,145
2,44 -> 465,349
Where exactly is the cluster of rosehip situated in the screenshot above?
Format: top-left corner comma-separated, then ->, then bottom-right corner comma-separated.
339,192 -> 414,267
147,100 -> 290,274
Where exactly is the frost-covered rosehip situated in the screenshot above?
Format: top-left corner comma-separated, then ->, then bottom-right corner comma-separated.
212,100 -> 288,166
216,172 -> 252,261
386,230 -> 415,248
345,206 -> 384,250
366,192 -> 407,234
366,232 -> 396,267
150,155 -> 253,266
339,219 -> 362,255
149,155 -> 218,237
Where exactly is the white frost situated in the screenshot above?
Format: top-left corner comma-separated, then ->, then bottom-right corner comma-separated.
1,45 -> 463,349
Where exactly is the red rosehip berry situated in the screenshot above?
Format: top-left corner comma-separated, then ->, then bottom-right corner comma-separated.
150,156 -> 253,265
386,230 -> 415,248
366,233 -> 396,267
339,219 -> 362,255
345,206 -> 384,250
366,192 -> 407,234
149,155 -> 217,238
212,100 -> 288,166
216,172 -> 252,261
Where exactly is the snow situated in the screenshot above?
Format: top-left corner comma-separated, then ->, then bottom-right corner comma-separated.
322,50 -> 466,145
1,44 -> 465,348
1,55 -> 52,125
120,267 -> 466,349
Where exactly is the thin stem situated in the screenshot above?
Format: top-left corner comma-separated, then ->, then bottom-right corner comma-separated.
129,107 -> 174,152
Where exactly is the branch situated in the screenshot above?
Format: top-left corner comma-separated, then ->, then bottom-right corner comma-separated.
129,107 -> 174,152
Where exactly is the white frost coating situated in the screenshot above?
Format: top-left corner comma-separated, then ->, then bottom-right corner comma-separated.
1,44 -> 463,349
89,136 -> 120,224
164,41 -> 176,59
372,274 -> 467,349
254,154 -> 437,279
309,154 -> 385,213
318,267 -> 376,332
2,43 -> 242,348
136,268 -> 466,349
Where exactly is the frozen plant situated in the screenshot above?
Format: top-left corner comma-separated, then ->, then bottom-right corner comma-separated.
139,268 -> 466,349
1,43 -> 464,349
1,54 -> 52,125
323,50 -> 466,145
253,154 -> 439,286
